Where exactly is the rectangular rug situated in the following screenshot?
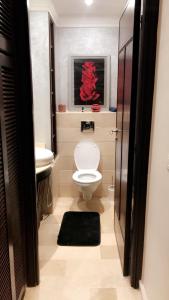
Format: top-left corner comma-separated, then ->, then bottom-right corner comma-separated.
57,211 -> 101,246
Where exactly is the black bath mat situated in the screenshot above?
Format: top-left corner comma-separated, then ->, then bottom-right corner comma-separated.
57,211 -> 101,246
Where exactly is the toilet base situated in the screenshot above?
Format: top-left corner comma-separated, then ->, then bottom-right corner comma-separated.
82,191 -> 92,201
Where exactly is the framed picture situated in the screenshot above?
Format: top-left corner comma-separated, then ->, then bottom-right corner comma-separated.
69,56 -> 110,110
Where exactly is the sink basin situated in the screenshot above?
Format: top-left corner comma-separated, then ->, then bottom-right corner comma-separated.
35,147 -> 54,167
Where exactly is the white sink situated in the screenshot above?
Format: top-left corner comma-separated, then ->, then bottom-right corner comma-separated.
35,147 -> 54,167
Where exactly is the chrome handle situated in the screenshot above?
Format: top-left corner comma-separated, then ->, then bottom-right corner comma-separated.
111,128 -> 121,133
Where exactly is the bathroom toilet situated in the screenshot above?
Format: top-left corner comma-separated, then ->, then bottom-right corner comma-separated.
73,141 -> 102,201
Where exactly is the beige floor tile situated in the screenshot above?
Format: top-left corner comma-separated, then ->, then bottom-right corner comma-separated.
59,184 -> 80,197
25,286 -> 90,300
24,197 -> 142,300
117,286 -> 142,300
67,197 -> 114,214
100,246 -> 119,259
39,246 -> 59,261
39,224 -> 60,246
90,288 -> 117,300
39,260 -> 66,276
39,245 -> 101,260
101,216 -> 114,233
40,214 -> 59,225
54,197 -> 75,207
62,259 -> 129,289
101,233 -> 117,245
73,198 -> 106,213
53,207 -> 70,216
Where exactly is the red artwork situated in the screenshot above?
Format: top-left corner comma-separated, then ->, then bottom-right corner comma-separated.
80,61 -> 100,102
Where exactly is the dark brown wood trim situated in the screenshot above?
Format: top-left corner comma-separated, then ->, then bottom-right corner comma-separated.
13,0 -> 39,286
130,0 -> 160,288
49,14 -> 57,156
123,0 -> 141,276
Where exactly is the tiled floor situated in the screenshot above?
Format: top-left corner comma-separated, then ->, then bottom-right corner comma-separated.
24,197 -> 142,300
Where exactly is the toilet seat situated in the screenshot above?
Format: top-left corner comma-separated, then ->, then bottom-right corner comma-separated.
74,141 -> 100,171
73,170 -> 102,184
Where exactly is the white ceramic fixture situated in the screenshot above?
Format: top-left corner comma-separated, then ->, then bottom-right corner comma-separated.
73,141 -> 102,201
35,147 -> 54,167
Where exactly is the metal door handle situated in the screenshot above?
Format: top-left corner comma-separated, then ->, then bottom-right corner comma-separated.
111,128 -> 121,133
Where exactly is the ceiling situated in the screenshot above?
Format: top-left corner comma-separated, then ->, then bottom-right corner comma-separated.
53,0 -> 127,17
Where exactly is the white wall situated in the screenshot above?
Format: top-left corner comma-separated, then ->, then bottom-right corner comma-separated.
140,1 -> 169,299
55,27 -> 119,109
29,12 -> 51,149
29,0 -> 59,25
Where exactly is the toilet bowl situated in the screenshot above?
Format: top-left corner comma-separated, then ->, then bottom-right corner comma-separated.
72,141 -> 102,201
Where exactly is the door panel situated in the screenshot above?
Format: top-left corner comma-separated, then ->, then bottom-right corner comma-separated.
0,0 -> 27,297
119,1 -> 135,50
0,52 -> 26,300
114,0 -> 141,277
0,0 -> 39,294
115,49 -> 125,218
120,41 -> 133,238
0,131 -> 12,300
0,0 -> 13,53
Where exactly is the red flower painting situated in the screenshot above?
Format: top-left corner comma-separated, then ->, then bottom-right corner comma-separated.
73,57 -> 105,106
80,61 -> 100,102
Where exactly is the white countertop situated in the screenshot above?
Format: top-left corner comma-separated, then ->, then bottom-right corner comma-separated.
36,163 -> 53,175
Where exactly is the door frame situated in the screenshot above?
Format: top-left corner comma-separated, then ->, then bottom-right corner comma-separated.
12,0 -> 160,290
130,0 -> 160,288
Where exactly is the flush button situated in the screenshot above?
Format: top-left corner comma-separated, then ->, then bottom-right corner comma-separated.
81,121 -> 95,132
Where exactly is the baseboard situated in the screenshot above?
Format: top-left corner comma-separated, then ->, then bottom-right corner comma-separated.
140,281 -> 149,300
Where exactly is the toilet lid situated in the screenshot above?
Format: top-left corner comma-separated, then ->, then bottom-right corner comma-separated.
74,141 -> 100,171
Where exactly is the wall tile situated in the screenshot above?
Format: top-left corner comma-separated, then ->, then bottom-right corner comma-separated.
98,142 -> 116,156
58,156 -> 75,171
57,127 -> 116,143
100,156 -> 115,171
57,112 -> 116,129
102,171 -> 114,184
59,170 -> 74,184
58,142 -> 76,156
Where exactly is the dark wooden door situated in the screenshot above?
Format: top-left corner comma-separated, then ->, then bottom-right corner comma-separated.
0,128 -> 12,300
114,0 -> 141,276
0,52 -> 26,300
120,41 -> 133,239
114,49 -> 125,218
0,0 -> 26,298
0,0 -> 39,298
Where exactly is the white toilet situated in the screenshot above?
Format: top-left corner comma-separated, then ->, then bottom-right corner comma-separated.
72,141 -> 102,201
